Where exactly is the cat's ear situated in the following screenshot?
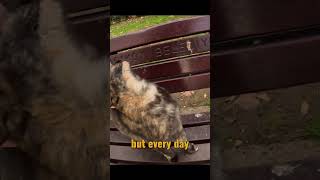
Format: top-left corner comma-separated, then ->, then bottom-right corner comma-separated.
110,62 -> 115,73
122,61 -> 130,71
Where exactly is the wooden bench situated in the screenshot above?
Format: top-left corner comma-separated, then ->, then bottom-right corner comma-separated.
213,0 -> 320,179
110,15 -> 210,164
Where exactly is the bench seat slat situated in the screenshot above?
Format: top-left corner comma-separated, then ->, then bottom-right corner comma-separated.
110,112 -> 210,130
110,143 -> 210,164
132,54 -> 210,81
110,125 -> 210,145
180,112 -> 210,127
155,72 -> 210,93
111,16 -> 210,52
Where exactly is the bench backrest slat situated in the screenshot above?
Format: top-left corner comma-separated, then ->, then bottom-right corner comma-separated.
61,1 -> 109,13
214,0 -> 320,42
213,35 -> 320,98
66,5 -> 109,57
111,33 -> 209,66
133,54 -> 210,82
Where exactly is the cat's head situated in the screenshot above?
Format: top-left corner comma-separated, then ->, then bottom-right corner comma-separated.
110,61 -> 131,80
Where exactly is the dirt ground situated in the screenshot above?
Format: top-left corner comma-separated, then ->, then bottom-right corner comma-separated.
213,82 -> 320,170
171,88 -> 210,115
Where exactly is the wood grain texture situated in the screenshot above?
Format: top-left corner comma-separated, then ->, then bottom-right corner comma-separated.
156,72 -> 210,93
132,54 -> 210,81
213,35 -> 320,98
111,33 -> 210,66
213,0 -> 320,42
110,143 -> 210,164
61,0 -> 109,13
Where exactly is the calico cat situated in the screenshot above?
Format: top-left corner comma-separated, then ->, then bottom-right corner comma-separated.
110,61 -> 199,162
0,0 -> 108,179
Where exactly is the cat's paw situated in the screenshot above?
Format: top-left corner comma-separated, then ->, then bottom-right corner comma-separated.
163,153 -> 178,163
187,143 -> 199,154
170,154 -> 178,163
121,61 -> 132,80
122,61 -> 130,71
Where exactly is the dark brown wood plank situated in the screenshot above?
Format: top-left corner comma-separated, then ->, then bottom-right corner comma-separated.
110,143 -> 210,164
0,149 -> 35,179
180,112 -> 210,127
155,73 -> 210,93
213,35 -> 320,98
69,19 -> 108,57
61,1 -> 109,13
0,4 -> 6,28
1,140 -> 16,148
132,54 -> 210,81
111,16 -> 210,53
110,125 -> 210,145
213,0 -> 320,41
111,33 -> 210,66
67,8 -> 108,25
110,112 -> 210,130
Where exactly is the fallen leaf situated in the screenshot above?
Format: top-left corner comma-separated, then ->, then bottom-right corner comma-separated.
225,117 -> 236,124
234,94 -> 260,110
256,93 -> 271,102
195,113 -> 203,118
234,140 -> 243,147
272,164 -> 300,176
181,91 -> 194,97
225,96 -> 237,102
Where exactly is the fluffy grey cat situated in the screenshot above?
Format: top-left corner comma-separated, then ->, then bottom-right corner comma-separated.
110,61 -> 198,162
0,0 -> 108,179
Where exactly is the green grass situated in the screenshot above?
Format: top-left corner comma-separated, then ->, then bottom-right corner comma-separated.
306,114 -> 320,138
306,123 -> 320,138
199,98 -> 211,107
110,15 -> 195,38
